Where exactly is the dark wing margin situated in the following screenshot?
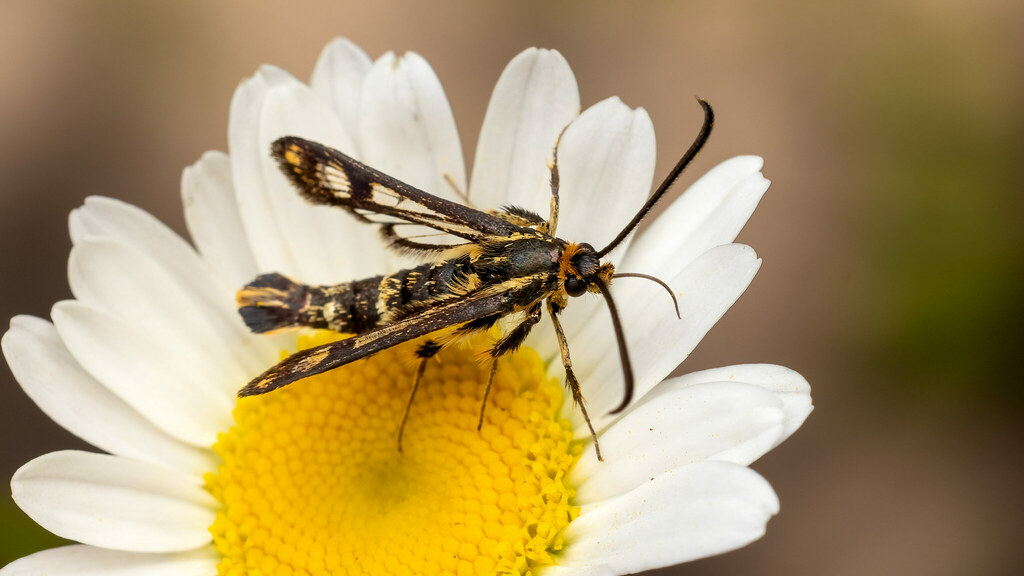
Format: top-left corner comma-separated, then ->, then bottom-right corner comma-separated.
272,137 -> 525,247
238,290 -> 515,397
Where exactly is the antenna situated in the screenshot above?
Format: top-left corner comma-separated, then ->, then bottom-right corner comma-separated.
596,98 -> 714,258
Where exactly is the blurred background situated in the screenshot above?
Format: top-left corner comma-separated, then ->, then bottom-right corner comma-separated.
1,1 -> 1021,574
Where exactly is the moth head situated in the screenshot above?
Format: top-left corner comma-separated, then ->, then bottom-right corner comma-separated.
560,242 -> 614,297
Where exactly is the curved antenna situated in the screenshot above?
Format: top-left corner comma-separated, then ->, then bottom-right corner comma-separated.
596,98 -> 714,258
612,273 -> 681,319
594,277 -> 634,415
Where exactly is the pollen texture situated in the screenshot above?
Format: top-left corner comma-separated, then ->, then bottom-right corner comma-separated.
206,332 -> 581,576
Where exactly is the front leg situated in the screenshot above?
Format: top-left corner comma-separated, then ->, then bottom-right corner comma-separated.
546,298 -> 603,462
491,303 -> 543,358
545,124 -> 570,236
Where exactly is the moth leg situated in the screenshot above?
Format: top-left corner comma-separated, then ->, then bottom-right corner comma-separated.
546,298 -> 603,462
478,303 -> 544,430
443,173 -> 476,208
398,339 -> 442,452
379,223 -> 462,255
545,126 -> 568,236
477,361 -> 499,431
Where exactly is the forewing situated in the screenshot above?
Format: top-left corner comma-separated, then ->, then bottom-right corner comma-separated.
238,290 -> 514,396
272,137 -> 523,251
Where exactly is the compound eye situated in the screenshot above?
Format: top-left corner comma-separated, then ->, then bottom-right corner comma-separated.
564,276 -> 587,297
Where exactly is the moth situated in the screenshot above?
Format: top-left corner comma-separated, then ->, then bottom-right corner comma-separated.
237,99 -> 714,461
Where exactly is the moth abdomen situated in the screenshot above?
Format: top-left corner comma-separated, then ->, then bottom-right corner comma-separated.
237,272 -> 378,335
236,272 -> 314,334
237,258 -> 475,336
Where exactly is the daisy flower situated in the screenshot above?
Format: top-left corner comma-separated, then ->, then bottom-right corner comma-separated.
2,38 -> 812,576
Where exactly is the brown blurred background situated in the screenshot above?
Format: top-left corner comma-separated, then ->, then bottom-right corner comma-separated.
2,1 -> 1022,574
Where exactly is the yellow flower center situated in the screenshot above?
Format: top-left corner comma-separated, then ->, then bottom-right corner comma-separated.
205,332 -> 581,576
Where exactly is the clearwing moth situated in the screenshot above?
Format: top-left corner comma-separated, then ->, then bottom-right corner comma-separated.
237,99 -> 714,461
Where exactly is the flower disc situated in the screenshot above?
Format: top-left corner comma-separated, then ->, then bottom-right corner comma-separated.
206,333 -> 581,576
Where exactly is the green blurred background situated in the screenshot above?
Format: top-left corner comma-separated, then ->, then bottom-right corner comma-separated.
1,1 -> 1021,574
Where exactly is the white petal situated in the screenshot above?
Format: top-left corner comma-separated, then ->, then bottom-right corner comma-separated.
469,48 -> 579,214
234,67 -> 389,282
562,461 -> 779,573
227,66 -> 300,277
11,451 -> 216,553
181,150 -> 260,289
2,317 -> 216,482
527,98 -> 656,357
670,363 -> 813,442
257,80 -> 370,281
67,197 -> 275,366
553,97 -> 656,252
621,155 -> 769,281
52,301 -> 233,447
359,51 -> 466,200
310,37 -> 373,151
0,545 -> 218,576
68,237 -> 250,395
572,244 -> 762,429
541,564 -> 616,576
572,381 -> 786,501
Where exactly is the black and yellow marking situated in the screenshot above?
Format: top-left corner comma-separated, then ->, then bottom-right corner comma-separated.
239,99 -> 716,461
